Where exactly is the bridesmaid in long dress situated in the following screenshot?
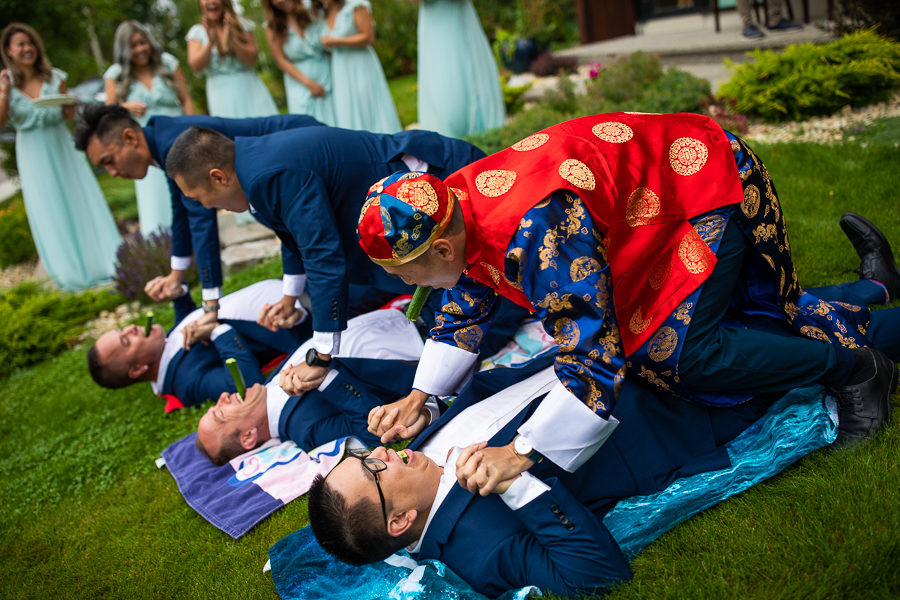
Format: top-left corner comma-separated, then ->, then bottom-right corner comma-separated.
417,0 -> 505,137
186,0 -> 278,117
0,23 -> 120,291
321,0 -> 401,133
104,21 -> 195,235
262,0 -> 336,124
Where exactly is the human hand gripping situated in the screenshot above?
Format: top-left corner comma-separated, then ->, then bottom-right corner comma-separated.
455,441 -> 533,496
257,296 -> 302,331
368,390 -> 430,443
121,100 -> 148,117
181,312 -> 219,350
144,271 -> 185,302
279,361 -> 329,395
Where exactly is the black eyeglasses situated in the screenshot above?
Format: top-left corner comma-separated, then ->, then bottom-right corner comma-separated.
347,448 -> 388,527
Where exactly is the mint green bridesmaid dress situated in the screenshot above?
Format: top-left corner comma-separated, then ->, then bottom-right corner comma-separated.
104,52 -> 184,235
417,0 -> 505,137
328,0 -> 401,133
7,69 -> 120,290
282,21 -> 336,125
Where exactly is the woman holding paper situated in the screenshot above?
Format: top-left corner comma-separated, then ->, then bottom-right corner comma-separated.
0,23 -> 120,290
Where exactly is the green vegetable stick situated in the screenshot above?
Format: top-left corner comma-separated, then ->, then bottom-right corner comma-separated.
226,358 -> 246,401
405,286 -> 432,322
144,311 -> 154,336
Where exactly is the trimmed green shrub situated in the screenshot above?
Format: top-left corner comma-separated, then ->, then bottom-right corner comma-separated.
719,29 -> 900,122
0,195 -> 37,268
372,0 -> 420,78
113,229 -> 197,303
468,53 -> 711,155
0,281 -> 124,374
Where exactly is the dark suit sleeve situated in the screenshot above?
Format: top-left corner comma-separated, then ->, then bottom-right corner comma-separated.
281,240 -> 305,277
500,478 -> 632,597
186,327 -> 265,402
168,178 -> 193,261
270,170 -> 348,333
182,195 -> 222,291
284,386 -> 381,449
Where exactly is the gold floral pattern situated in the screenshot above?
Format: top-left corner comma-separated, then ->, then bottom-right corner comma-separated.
538,228 -> 560,270
475,169 -> 517,197
742,184 -> 761,219
625,187 -> 661,227
480,261 -> 503,286
396,180 -> 439,216
648,255 -> 672,290
678,232 -> 713,274
800,325 -> 829,342
511,132 -> 550,151
453,325 -> 484,352
570,256 -> 602,282
692,214 -> 727,243
592,121 -> 634,143
636,365 -> 671,392
647,326 -> 678,362
535,291 -> 574,312
629,307 -> 652,334
674,301 -> 693,325
442,301 -> 464,316
669,137 -> 709,176
559,159 -> 597,191
553,318 -> 581,351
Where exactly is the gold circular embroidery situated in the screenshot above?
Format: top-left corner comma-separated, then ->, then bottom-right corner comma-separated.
475,169 -> 516,197
570,256 -> 602,282
511,133 -> 550,151
742,184 -> 760,219
629,307 -> 652,335
397,171 -> 422,181
559,159 -> 596,191
592,122 -> 634,143
800,325 -> 829,343
669,137 -> 709,176
453,325 -> 484,352
397,180 -> 439,216
648,255 -> 672,290
625,187 -> 661,227
678,233 -> 713,274
648,326 -> 678,362
554,318 -> 581,352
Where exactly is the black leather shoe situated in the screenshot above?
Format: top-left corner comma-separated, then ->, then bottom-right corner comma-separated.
742,24 -> 765,39
840,212 -> 900,300
766,18 -> 802,31
831,348 -> 896,448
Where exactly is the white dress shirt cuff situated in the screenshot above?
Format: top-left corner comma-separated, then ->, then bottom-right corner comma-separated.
202,287 -> 222,301
500,472 -> 551,510
209,323 -> 233,341
400,153 -> 430,173
518,381 -> 619,473
313,330 -> 341,355
412,339 -> 479,396
282,274 -> 307,298
171,255 -> 192,271
319,369 -> 339,390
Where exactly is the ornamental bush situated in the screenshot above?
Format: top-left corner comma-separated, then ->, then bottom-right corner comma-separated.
112,229 -> 197,303
719,29 -> 900,122
0,195 -> 37,268
0,281 -> 124,374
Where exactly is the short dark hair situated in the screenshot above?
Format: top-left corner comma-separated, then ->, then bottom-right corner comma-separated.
87,343 -> 132,389
195,428 -> 250,466
165,126 -> 235,188
73,104 -> 140,151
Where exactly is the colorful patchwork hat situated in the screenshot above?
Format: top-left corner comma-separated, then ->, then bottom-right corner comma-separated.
357,171 -> 456,266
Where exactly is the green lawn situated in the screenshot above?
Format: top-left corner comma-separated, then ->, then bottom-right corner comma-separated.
1,123 -> 899,599
388,74 -> 418,129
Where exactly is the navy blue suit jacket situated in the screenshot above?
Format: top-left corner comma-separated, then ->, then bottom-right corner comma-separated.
277,358 -> 418,450
233,126 -> 486,333
160,292 -> 311,407
142,114 -> 323,290
407,361 -> 774,597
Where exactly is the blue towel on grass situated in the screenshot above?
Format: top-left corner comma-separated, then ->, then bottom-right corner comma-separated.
268,386 -> 837,599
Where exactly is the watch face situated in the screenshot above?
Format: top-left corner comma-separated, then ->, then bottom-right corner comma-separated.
514,435 -> 532,456
305,348 -> 318,366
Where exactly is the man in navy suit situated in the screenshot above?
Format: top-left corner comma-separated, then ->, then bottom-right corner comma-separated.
163,124 -> 487,385
73,105 -> 322,313
88,280 -> 308,411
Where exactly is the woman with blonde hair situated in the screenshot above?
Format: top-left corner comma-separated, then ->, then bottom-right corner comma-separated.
186,0 -> 278,117
105,21 -> 195,234
0,23 -> 119,290
262,0 -> 335,124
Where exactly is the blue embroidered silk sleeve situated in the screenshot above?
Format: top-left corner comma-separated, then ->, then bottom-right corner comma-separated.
509,191 -> 624,418
429,276 -> 499,353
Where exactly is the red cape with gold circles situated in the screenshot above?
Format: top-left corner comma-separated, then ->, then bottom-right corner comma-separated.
443,112 -> 744,355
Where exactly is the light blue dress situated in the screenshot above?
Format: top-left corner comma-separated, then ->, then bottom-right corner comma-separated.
186,22 -> 278,118
327,0 -> 401,133
282,21 -> 336,125
104,52 -> 184,235
417,0 -> 505,137
7,69 -> 120,290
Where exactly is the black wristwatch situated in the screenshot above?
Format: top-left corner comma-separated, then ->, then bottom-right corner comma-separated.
305,348 -> 333,368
